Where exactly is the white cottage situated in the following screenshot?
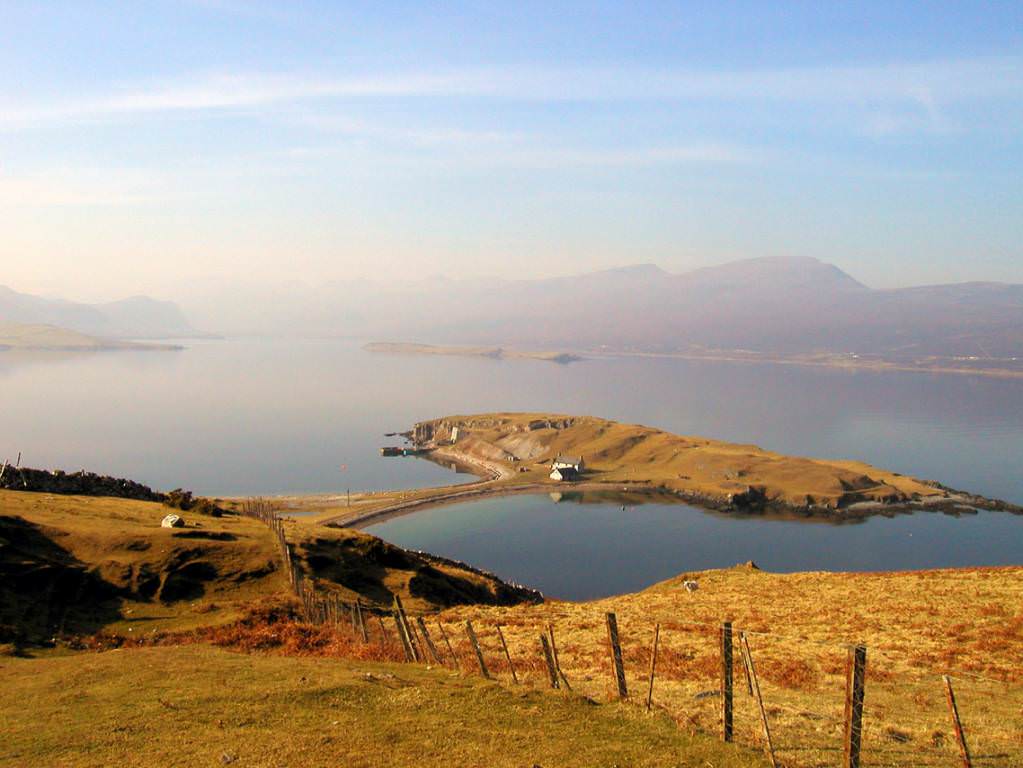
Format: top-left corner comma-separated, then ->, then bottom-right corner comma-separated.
551,455 -> 585,472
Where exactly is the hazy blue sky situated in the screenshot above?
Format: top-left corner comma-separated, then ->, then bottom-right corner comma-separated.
2,1 -> 1022,300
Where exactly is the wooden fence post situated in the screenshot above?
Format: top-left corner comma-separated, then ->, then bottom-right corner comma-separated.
375,615 -> 387,646
495,625 -> 518,684
408,615 -> 424,655
548,624 -> 571,690
416,616 -> 442,664
739,632 -> 777,768
943,675 -> 973,768
739,632 -> 754,696
844,645 -> 867,768
393,611 -> 414,662
465,620 -> 491,679
540,633 -> 560,689
355,600 -> 369,643
646,623 -> 660,711
393,595 -> 421,662
721,621 -> 734,742
605,612 -> 628,700
436,620 -> 457,665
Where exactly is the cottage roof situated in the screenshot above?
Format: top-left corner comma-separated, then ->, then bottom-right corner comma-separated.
554,454 -> 583,465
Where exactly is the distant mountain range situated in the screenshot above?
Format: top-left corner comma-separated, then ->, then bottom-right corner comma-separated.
0,286 -> 197,339
6,257 -> 1022,364
177,256 -> 1023,361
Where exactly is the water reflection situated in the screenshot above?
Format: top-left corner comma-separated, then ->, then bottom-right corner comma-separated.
365,492 -> 1023,600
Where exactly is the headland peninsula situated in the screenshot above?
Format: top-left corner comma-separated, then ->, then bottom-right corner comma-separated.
274,412 -> 1020,527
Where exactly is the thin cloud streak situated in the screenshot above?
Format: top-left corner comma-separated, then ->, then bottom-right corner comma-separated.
0,169 -> 163,207
2,56 -> 1020,129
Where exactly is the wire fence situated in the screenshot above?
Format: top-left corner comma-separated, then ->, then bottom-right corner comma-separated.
241,498 -> 1023,768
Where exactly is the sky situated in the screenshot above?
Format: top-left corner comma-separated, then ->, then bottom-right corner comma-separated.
1,1 -> 1022,301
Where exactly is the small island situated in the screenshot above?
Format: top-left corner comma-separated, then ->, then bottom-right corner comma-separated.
363,341 -> 581,364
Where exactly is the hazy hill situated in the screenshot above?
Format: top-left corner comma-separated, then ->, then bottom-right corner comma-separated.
0,286 -> 196,339
176,256 -> 1023,360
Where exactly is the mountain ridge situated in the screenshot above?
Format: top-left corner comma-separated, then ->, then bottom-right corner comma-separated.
10,256 -> 1022,363
0,286 -> 198,339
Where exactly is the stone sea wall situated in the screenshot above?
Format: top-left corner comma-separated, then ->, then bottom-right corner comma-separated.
0,466 -> 165,502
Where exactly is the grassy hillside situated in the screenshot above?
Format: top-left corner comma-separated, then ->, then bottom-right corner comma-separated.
440,564 -> 1023,767
0,645 -> 765,768
0,491 -> 284,642
288,524 -> 540,613
0,490 -> 537,645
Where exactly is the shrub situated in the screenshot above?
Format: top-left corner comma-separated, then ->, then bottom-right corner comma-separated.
164,489 -> 223,517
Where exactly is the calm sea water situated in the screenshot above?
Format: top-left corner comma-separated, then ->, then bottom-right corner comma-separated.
2,338 -> 1020,502
365,492 -> 1023,599
2,337 -> 1021,590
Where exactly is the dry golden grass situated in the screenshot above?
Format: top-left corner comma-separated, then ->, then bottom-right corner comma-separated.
5,488 -> 1022,766
437,565 -> 1023,767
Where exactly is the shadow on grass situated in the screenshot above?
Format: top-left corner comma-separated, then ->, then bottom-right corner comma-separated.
0,516 -> 122,645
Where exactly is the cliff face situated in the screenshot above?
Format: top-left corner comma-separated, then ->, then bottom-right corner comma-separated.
414,415 -> 581,470
414,415 -> 576,449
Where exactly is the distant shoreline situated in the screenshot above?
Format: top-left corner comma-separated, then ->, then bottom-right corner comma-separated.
0,323 -> 184,352
592,348 -> 1023,379
362,337 -> 1023,379
0,341 -> 184,352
